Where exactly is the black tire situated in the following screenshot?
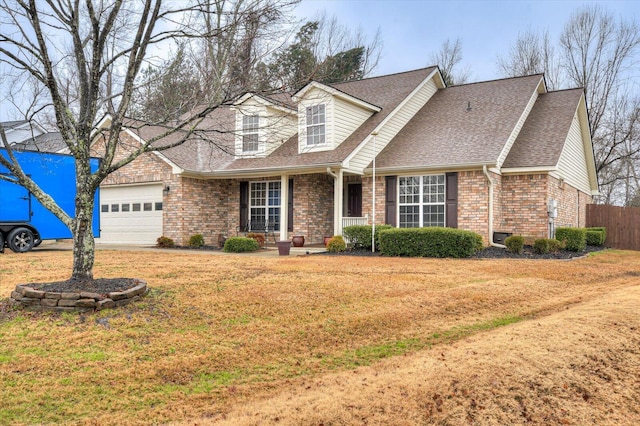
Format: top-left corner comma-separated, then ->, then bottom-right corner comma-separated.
7,227 -> 35,253
0,232 -> 4,253
33,238 -> 42,247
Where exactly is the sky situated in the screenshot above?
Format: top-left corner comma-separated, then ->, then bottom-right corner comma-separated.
293,0 -> 640,82
1,0 -> 638,122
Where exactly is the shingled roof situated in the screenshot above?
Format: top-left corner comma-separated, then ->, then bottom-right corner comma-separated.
503,89 -> 584,168
374,74 -> 544,170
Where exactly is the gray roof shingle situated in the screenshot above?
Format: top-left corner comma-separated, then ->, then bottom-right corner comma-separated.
375,74 -> 544,170
503,89 -> 584,168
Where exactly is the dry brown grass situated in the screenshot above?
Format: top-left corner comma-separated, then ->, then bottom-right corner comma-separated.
0,248 -> 639,425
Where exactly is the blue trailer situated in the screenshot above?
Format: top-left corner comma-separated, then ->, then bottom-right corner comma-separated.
0,148 -> 100,252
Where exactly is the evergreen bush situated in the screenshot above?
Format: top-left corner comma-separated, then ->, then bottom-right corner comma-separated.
555,227 -> 587,252
343,224 -> 394,250
223,237 -> 260,253
188,234 -> 205,248
156,236 -> 175,248
326,235 -> 346,253
378,227 -> 483,258
505,235 -> 525,254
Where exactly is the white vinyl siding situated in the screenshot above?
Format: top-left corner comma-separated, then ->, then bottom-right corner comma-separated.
234,99 -> 297,158
345,76 -> 439,172
557,113 -> 592,194
333,96 -> 374,146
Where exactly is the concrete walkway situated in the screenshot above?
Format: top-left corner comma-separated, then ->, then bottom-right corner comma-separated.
33,240 -> 327,257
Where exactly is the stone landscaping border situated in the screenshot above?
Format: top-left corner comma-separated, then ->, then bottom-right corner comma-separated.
9,279 -> 147,312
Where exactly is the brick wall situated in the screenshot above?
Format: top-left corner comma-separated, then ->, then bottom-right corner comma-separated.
548,175 -> 592,229
458,170 -> 491,243
292,173 -> 334,243
361,175 -> 386,225
499,174 -> 549,239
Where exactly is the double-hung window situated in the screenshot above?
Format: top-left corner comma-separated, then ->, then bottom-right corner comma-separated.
242,115 -> 259,152
249,181 -> 281,230
398,175 -> 445,228
306,104 -> 325,145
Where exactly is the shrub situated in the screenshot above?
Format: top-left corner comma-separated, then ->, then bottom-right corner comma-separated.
504,235 -> 525,254
156,236 -> 175,248
326,235 -> 346,253
246,232 -> 266,248
343,225 -> 394,250
378,227 -> 484,258
586,228 -> 606,246
223,237 -> 260,253
188,234 -> 205,248
533,238 -> 563,254
555,227 -> 587,252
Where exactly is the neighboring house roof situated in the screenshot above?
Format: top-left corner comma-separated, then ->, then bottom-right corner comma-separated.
375,74 -> 544,170
503,89 -> 584,168
13,132 -> 66,153
0,120 -> 29,130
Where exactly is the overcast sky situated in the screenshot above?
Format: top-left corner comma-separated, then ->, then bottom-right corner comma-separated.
1,0 -> 638,122
294,0 -> 640,83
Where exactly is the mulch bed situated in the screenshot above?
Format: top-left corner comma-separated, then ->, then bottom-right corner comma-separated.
28,278 -> 139,295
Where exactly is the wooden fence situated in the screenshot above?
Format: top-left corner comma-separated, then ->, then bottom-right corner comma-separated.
586,204 -> 640,251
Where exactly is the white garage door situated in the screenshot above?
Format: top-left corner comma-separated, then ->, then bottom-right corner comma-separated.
97,184 -> 163,245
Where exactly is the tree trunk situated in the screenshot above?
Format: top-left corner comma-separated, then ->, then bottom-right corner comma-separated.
71,188 -> 96,282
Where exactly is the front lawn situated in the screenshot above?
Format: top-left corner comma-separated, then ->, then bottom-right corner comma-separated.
0,249 -> 638,424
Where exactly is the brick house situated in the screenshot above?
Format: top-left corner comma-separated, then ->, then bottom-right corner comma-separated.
94,67 -> 598,246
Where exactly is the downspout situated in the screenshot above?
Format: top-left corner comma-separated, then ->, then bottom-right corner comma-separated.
483,165 -> 505,248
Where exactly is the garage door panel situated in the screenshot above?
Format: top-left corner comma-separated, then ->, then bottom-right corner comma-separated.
98,184 -> 163,245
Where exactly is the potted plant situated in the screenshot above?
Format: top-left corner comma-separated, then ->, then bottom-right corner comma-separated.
276,240 -> 291,255
291,235 -> 305,247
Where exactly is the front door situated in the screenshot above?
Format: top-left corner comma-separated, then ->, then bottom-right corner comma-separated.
347,183 -> 362,217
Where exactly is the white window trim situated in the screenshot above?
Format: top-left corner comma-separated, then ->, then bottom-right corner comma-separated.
306,104 -> 326,146
398,174 -> 446,228
249,181 -> 281,230
242,115 -> 260,153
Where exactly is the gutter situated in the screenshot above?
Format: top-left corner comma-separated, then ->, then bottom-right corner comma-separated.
483,165 -> 505,249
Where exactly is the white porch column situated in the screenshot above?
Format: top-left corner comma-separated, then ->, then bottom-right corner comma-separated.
334,169 -> 344,236
280,174 -> 289,240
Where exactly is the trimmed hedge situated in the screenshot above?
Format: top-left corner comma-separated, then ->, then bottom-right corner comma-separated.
188,234 -> 205,248
505,235 -> 524,254
555,227 -> 587,252
533,238 -> 563,254
326,235 -> 346,253
223,237 -> 260,253
343,225 -> 394,250
378,227 -> 484,258
586,227 -> 606,246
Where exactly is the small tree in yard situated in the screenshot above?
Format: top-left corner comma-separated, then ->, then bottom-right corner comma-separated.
0,0 -> 291,284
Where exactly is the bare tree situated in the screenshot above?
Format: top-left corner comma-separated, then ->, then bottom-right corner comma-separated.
496,29 -> 561,89
496,5 -> 640,205
0,1 -> 288,282
430,38 -> 470,86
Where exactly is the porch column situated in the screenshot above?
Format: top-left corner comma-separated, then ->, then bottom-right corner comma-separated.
334,169 -> 344,236
280,174 -> 289,240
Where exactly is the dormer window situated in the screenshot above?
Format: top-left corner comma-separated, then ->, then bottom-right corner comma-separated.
306,104 -> 325,145
242,115 -> 259,152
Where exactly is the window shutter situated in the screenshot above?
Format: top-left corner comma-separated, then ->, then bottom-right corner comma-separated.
239,181 -> 249,229
288,178 -> 294,232
385,176 -> 397,226
446,172 -> 458,228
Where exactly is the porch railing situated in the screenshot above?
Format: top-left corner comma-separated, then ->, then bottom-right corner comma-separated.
342,215 -> 369,229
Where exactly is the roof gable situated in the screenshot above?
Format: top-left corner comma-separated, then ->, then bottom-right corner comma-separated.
375,74 -> 544,171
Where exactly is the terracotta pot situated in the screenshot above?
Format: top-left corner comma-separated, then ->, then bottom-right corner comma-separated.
276,240 -> 291,255
323,236 -> 332,247
291,235 -> 305,247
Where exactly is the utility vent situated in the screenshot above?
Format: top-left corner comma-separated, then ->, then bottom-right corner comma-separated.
493,232 -> 512,245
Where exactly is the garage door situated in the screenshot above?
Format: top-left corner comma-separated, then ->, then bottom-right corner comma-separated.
97,184 -> 163,244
